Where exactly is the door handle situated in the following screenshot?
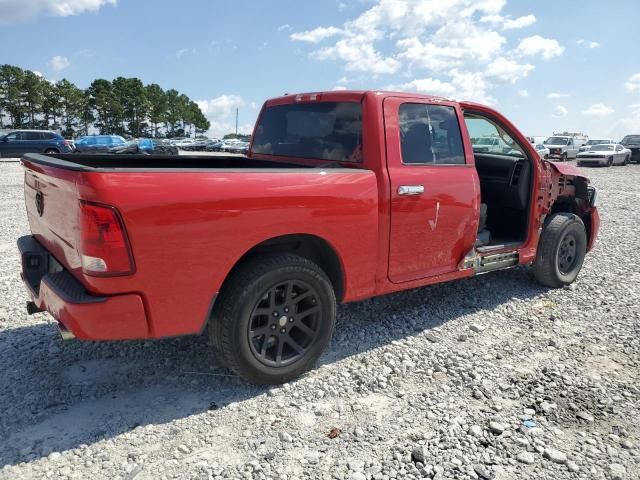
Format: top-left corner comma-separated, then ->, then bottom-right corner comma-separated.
398,185 -> 424,196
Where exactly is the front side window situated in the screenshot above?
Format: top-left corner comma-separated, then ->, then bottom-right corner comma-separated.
465,115 -> 525,158
399,103 -> 465,165
6,132 -> 25,141
252,102 -> 362,162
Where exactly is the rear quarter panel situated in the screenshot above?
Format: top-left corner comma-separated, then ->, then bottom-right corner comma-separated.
79,169 -> 379,337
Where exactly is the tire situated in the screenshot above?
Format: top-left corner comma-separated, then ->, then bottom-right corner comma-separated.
533,213 -> 587,288
209,253 -> 336,384
607,157 -> 613,167
623,155 -> 629,166
561,153 -> 567,162
44,148 -> 59,154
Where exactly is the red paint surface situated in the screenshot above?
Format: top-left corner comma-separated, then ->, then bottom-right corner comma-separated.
20,91 -> 599,340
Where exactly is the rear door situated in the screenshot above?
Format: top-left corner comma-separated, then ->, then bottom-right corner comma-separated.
24,131 -> 44,153
384,97 -> 480,283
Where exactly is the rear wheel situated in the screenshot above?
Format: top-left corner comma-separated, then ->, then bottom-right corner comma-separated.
44,148 -> 58,154
623,155 -> 629,166
209,254 -> 336,384
533,213 -> 587,288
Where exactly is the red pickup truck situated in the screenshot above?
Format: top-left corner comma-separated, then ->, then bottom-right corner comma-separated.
18,90 -> 599,384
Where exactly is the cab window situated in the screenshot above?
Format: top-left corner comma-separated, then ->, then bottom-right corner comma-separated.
399,104 -> 465,165
465,116 -> 525,158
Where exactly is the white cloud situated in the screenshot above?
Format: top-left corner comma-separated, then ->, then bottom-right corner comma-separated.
503,14 -> 536,30
582,103 -> 614,116
277,24 -> 291,32
290,0 -> 560,104
517,89 -> 528,97
332,85 -> 348,91
547,92 -> 569,99
516,35 -> 564,59
48,55 -> 70,72
175,48 -> 197,58
607,105 -> 640,139
588,41 -> 600,49
314,39 -> 400,74
552,105 -> 568,117
0,0 -> 115,24
290,26 -> 343,43
388,69 -> 494,104
576,39 -> 585,45
484,57 -> 534,83
625,73 -> 640,93
196,95 -> 257,138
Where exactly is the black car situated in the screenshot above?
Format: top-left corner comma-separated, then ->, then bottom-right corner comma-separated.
621,135 -> 640,163
0,130 -> 73,157
74,135 -> 127,153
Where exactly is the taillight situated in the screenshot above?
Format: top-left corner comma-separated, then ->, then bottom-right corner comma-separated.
79,201 -> 134,276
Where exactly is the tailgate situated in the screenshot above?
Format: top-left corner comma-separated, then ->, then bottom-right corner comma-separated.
23,159 -> 83,275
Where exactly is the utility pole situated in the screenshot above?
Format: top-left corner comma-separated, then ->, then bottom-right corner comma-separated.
235,108 -> 238,136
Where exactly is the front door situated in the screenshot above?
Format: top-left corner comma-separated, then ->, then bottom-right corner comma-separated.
384,98 -> 480,283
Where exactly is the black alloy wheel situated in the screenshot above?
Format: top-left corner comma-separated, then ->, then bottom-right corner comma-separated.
248,280 -> 322,367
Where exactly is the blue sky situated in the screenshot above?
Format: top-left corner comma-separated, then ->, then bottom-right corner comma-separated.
1,0 -> 639,138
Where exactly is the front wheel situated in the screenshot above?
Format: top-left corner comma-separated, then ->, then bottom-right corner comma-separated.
209,254 -> 336,384
533,213 -> 587,288
607,157 -> 613,167
561,153 -> 567,162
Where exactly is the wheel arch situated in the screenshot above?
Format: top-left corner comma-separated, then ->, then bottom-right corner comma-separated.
548,197 -> 594,250
221,234 -> 346,304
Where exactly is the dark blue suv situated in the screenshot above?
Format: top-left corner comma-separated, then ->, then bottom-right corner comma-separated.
0,130 -> 73,157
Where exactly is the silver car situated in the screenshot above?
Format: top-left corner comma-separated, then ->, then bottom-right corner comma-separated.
578,139 -> 616,153
576,144 -> 632,167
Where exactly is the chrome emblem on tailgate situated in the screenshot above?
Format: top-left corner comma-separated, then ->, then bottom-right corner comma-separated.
35,191 -> 44,216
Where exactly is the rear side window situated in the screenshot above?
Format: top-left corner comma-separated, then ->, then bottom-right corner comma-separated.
43,132 -> 56,139
399,104 -> 465,165
96,137 -> 111,145
252,102 -> 363,162
25,132 -> 43,140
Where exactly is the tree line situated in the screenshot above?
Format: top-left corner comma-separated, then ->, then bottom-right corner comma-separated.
0,64 -> 210,138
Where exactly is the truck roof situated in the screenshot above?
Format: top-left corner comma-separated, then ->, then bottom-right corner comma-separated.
264,90 -> 452,106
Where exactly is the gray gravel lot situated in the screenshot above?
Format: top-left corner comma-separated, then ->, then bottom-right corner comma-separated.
0,161 -> 638,480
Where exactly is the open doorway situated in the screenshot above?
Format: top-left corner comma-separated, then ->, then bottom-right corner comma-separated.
464,112 -> 533,249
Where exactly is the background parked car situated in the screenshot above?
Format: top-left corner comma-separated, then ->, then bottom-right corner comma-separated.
0,130 -> 73,157
578,139 -> 616,153
226,141 -> 250,154
108,138 -> 179,155
534,143 -> 549,159
576,144 -> 631,167
620,134 -> 640,163
74,135 -> 127,153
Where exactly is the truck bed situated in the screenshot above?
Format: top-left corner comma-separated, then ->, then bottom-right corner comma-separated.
23,153 -> 338,171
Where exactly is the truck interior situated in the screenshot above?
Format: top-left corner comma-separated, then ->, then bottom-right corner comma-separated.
463,112 -> 532,250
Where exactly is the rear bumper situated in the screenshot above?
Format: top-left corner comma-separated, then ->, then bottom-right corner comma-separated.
18,235 -> 149,340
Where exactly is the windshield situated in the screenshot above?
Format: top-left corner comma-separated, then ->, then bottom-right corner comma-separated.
586,139 -> 608,145
545,137 -> 569,145
621,135 -> 640,145
252,102 -> 363,162
589,145 -> 614,151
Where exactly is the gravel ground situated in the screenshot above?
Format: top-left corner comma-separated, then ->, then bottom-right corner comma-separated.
0,161 -> 638,480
